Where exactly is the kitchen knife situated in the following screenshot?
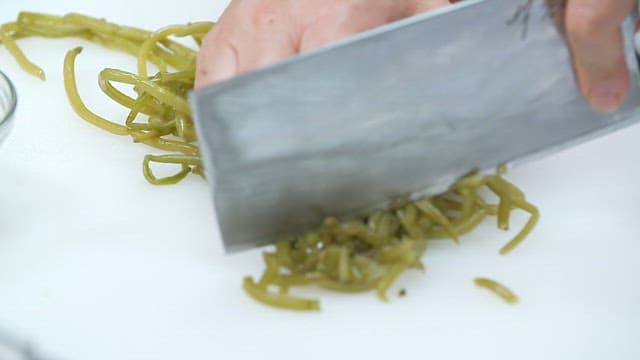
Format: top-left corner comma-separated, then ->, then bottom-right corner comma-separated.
191,0 -> 640,252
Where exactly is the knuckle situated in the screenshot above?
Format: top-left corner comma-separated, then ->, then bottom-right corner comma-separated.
567,6 -> 609,41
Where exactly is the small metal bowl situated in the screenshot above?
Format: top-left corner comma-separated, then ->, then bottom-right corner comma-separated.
0,71 -> 17,147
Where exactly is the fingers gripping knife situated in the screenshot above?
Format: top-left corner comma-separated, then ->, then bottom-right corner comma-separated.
191,0 -> 640,252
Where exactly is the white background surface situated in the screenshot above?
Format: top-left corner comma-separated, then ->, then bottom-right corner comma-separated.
1,1 -> 639,359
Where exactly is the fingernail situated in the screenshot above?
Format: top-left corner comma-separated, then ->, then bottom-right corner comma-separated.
587,78 -> 626,112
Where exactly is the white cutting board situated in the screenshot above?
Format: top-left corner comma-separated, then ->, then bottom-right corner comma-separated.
1,1 -> 639,359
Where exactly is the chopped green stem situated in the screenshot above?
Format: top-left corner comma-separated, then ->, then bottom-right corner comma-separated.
474,277 -> 518,304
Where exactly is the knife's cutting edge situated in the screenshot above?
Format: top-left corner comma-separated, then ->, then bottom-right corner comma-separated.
191,0 -> 640,252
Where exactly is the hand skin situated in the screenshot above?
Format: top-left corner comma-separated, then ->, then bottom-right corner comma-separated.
196,0 -> 638,113
194,0 -> 450,87
564,0 -> 637,112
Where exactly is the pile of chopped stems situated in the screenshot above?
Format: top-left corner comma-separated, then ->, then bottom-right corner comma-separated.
0,12 -> 212,184
1,12 -> 539,311
244,172 -> 538,311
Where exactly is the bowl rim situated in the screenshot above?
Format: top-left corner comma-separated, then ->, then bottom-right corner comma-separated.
0,70 -> 17,127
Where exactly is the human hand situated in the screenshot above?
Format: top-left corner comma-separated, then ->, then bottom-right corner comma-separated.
195,0 -> 450,88
563,0 -> 637,112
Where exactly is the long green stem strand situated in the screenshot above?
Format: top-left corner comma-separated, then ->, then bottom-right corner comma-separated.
63,47 -> 129,135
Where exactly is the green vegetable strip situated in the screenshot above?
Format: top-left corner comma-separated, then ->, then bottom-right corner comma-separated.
474,277 -> 518,304
486,176 -> 513,230
89,33 -> 171,70
0,22 -> 18,44
398,205 -> 424,240
191,33 -> 206,46
459,187 -> 474,220
376,263 -> 409,302
415,199 -> 459,242
144,154 -> 201,166
63,47 -> 129,135
428,207 -> 488,238
243,277 -> 321,311
142,162 -> 190,185
158,38 -> 198,59
137,22 -> 213,78
318,278 -> 379,293
175,115 -> 197,142
137,137 -> 199,155
62,13 -> 151,43
0,24 -> 45,80
272,273 -> 325,287
17,12 -> 89,38
125,105 -> 177,137
499,200 -> 539,255
258,253 -> 280,288
99,68 -> 190,115
99,70 -> 165,116
142,154 -> 200,185
153,70 -> 195,84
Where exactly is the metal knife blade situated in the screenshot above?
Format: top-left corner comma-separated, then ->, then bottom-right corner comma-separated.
191,0 -> 640,252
